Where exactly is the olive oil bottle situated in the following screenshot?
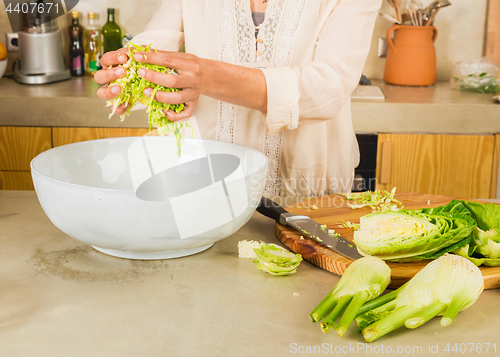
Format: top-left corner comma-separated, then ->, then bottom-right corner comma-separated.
102,8 -> 122,53
83,12 -> 102,76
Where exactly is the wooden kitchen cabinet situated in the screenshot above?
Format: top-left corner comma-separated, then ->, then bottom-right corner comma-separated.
0,126 -> 51,190
0,126 -> 52,171
0,126 -> 149,191
375,134 -> 499,199
0,171 -> 34,190
52,127 -> 149,147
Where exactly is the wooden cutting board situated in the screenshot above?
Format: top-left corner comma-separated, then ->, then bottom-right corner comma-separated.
275,192 -> 500,289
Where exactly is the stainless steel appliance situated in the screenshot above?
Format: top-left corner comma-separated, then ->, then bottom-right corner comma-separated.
14,9 -> 70,84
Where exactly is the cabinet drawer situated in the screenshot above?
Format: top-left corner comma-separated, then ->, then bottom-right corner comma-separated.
0,171 -> 34,190
53,127 -> 150,147
0,127 -> 52,170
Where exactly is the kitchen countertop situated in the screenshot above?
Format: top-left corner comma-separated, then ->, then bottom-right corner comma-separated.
0,76 -> 498,133
2,190 -> 500,357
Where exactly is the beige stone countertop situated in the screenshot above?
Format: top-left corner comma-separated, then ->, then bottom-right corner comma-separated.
0,76 -> 499,133
1,190 -> 500,357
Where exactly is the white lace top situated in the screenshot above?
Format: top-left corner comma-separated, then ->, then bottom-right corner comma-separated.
132,0 -> 382,196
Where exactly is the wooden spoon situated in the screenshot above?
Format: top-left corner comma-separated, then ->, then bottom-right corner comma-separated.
393,0 -> 403,23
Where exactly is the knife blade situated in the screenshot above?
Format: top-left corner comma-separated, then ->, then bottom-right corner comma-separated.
256,197 -> 363,261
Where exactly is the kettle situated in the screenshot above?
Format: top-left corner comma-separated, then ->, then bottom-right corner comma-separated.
14,10 -> 70,84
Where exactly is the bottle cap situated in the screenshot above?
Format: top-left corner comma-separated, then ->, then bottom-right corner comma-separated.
107,8 -> 115,14
71,11 -> 79,19
88,12 -> 95,19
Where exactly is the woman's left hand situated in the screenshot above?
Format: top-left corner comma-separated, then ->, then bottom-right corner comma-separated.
132,50 -> 206,122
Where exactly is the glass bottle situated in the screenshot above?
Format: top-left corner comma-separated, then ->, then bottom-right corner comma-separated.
84,12 -> 102,76
102,8 -> 122,53
69,11 -> 85,77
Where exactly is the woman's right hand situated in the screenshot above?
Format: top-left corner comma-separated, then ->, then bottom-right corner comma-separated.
94,48 -> 130,115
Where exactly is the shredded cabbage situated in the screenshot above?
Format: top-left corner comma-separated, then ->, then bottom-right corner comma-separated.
341,187 -> 403,212
106,43 -> 192,156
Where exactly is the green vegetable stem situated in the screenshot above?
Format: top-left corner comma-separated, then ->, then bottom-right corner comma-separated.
355,254 -> 484,342
309,256 -> 391,338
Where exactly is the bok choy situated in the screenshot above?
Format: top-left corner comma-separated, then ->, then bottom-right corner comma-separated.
356,254 -> 484,342
309,257 -> 391,337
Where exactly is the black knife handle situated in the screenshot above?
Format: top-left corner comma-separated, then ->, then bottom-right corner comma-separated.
256,197 -> 290,225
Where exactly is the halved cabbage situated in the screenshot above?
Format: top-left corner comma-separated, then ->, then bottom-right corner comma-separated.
354,202 -> 476,262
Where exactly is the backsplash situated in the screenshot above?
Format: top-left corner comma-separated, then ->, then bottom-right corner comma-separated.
0,0 -> 488,81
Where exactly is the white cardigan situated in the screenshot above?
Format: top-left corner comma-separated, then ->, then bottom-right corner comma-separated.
132,0 -> 382,196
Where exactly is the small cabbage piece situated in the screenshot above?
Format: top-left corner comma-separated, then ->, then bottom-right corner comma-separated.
238,240 -> 289,258
106,43 -> 192,156
453,201 -> 500,266
341,187 -> 403,212
356,255 -> 484,342
353,204 -> 476,262
252,244 -> 302,276
309,257 -> 391,338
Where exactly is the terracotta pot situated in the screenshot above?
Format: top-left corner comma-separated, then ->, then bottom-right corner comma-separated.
383,25 -> 438,86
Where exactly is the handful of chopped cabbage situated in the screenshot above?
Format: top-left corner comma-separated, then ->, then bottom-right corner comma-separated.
106,43 -> 192,156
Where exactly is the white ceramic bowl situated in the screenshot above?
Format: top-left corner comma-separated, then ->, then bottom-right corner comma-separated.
31,137 -> 268,259
0,59 -> 7,79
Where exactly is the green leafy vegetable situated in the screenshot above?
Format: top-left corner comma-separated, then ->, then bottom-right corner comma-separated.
309,256 -> 391,338
356,255 -> 484,342
252,244 -> 302,276
341,187 -> 403,212
341,220 -> 360,230
453,201 -> 500,266
353,202 -> 476,262
106,43 -> 192,156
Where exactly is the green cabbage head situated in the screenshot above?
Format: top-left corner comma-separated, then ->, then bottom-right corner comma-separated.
354,201 -> 476,262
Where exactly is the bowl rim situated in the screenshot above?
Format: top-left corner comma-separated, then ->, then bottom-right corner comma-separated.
30,136 -> 269,193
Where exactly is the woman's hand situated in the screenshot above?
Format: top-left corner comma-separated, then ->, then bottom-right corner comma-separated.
132,51 -> 206,122
94,48 -> 130,115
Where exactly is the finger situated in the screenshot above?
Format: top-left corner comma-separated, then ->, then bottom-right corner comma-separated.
164,100 -> 197,122
113,103 -> 130,115
137,67 -> 184,88
100,48 -> 129,68
132,50 -> 188,71
97,84 -> 122,100
143,88 -> 194,105
94,66 -> 127,84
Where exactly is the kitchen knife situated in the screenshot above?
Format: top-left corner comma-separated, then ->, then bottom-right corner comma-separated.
256,197 -> 363,261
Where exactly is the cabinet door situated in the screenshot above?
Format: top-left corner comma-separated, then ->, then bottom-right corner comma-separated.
52,127 -> 150,147
376,134 -> 497,199
0,126 -> 52,170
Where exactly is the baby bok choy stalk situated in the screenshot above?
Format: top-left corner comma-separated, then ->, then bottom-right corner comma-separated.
309,257 -> 391,338
356,254 -> 484,343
